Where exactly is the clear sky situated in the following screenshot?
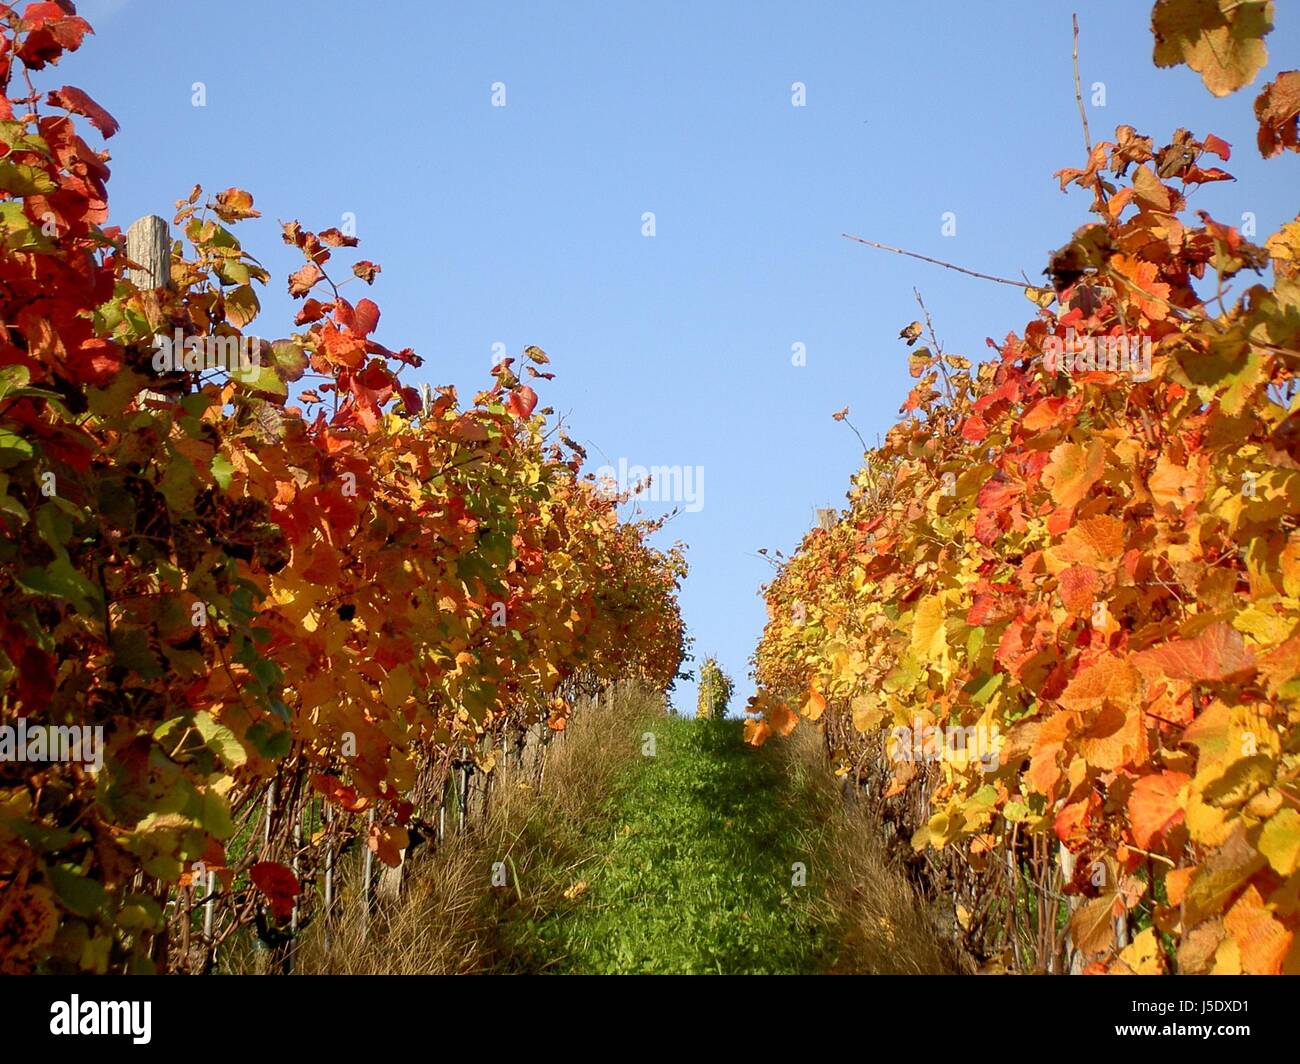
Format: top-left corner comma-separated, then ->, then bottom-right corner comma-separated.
71,0 -> 1298,714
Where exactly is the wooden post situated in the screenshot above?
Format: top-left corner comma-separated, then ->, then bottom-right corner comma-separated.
263,781 -> 276,849
361,809 -> 375,942
126,214 -> 171,290
322,806 -> 334,952
126,214 -> 172,405
253,783 -> 276,975
202,870 -> 216,972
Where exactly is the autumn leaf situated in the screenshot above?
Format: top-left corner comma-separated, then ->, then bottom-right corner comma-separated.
367,823 -> 409,868
1151,0 -> 1274,97
1258,808 -> 1300,876
504,385 -> 538,420
1048,515 -> 1126,572
1224,885 -> 1291,974
803,687 -> 826,721
250,861 -> 300,921
1131,621 -> 1257,683
851,693 -> 884,733
1070,892 -> 1120,955
212,187 -> 260,223
46,86 -> 118,138
319,227 -> 359,248
288,263 -> 324,298
1128,771 -> 1190,848
1109,254 -> 1171,320
1042,440 -> 1106,511
1109,927 -> 1166,974
1254,70 -> 1300,157
1058,654 -> 1141,715
310,773 -> 369,813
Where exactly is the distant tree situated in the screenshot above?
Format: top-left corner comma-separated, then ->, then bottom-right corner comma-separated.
696,658 -> 733,720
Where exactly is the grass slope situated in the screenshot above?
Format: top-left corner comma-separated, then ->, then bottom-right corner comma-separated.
532,716 -> 831,974
284,684 -> 955,974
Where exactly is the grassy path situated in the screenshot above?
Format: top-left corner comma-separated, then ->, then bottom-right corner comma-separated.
528,716 -> 834,974
302,687 -> 955,974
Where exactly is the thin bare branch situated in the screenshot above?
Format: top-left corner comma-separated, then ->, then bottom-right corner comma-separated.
842,234 -> 1028,289
1072,13 -> 1092,157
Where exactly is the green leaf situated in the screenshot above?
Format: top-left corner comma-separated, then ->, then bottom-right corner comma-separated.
198,788 -> 237,839
0,364 -> 32,397
246,721 -> 291,760
17,558 -> 104,616
0,427 -> 34,468
229,359 -> 287,398
194,710 -> 247,768
0,159 -> 58,196
48,865 -> 108,918
210,452 -> 234,490
110,626 -> 163,680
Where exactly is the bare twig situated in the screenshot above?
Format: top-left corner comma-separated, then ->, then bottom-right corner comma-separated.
842,234 -> 1027,289
1072,14 -> 1092,157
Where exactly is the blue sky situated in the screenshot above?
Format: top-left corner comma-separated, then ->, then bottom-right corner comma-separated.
71,0 -> 1297,714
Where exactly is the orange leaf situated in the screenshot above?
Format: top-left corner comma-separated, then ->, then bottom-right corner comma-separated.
1050,515 -> 1125,571
1058,655 -> 1141,715
1042,440 -> 1106,511
367,824 -> 409,868
803,688 -> 827,721
1128,771 -> 1189,848
1131,622 -> 1257,684
1224,885 -> 1292,975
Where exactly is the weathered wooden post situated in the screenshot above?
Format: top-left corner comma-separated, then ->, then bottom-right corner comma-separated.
126,214 -> 172,404
361,808 -> 375,942
126,214 -> 170,289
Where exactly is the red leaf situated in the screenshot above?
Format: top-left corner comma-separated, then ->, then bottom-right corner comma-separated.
961,414 -> 989,442
1202,133 -> 1232,160
310,773 -> 369,813
249,861 -> 300,921
46,86 -> 118,138
353,298 -> 380,339
505,385 -> 538,420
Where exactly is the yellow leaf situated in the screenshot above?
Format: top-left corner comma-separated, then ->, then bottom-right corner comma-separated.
851,693 -> 884,733
1152,0 -> 1274,98
1110,927 -> 1164,974
910,595 -> 948,667
1259,808 -> 1300,875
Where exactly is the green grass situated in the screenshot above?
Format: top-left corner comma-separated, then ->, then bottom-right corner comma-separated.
502,715 -> 835,974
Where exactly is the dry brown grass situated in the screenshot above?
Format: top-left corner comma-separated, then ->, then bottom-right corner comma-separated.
776,722 -> 963,974
271,683 -> 665,974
